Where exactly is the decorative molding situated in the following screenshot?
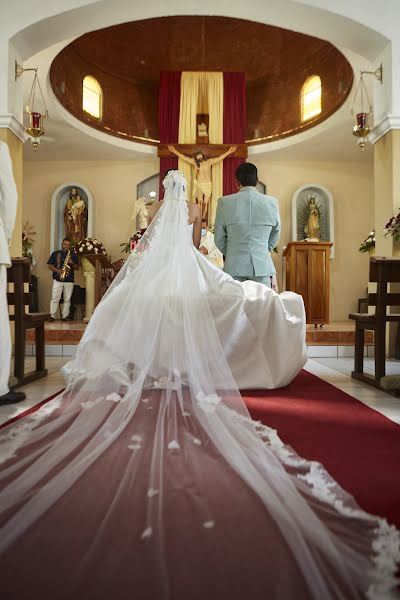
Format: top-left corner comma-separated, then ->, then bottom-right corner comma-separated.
369,115 -> 400,144
0,114 -> 29,142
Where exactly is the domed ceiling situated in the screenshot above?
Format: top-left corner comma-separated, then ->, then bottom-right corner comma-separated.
50,16 -> 353,146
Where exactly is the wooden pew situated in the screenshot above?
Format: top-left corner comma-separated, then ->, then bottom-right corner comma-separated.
349,256 -> 400,389
7,258 -> 50,388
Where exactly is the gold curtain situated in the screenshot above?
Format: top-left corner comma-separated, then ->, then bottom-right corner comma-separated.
178,72 -> 223,221
178,72 -> 199,196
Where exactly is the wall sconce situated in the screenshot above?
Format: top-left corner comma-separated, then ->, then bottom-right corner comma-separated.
15,61 -> 49,150
351,64 -> 383,151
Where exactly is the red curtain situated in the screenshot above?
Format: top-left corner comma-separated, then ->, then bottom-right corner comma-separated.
158,72 -> 181,198
223,72 -> 246,196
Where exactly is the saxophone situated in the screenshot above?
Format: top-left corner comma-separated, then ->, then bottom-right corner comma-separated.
60,249 -> 71,281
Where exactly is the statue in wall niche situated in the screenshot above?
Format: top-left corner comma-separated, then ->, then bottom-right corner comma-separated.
133,197 -> 150,231
64,187 -> 87,244
292,184 -> 334,256
304,196 -> 321,241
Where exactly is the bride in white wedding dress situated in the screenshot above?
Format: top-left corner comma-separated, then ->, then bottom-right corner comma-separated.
0,170 -> 399,600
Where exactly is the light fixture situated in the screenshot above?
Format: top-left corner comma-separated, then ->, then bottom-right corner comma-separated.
148,191 -> 157,203
351,64 -> 383,151
15,61 -> 49,150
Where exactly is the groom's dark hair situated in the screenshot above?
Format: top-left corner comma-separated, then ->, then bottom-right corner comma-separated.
235,163 -> 258,187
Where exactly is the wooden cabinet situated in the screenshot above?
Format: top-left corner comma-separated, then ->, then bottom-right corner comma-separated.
283,242 -> 332,326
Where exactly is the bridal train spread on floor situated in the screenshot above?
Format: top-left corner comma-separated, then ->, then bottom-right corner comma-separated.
0,171 -> 399,599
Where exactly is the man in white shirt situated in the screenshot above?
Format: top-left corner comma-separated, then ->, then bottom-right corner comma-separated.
0,141 -> 26,405
198,219 -> 224,268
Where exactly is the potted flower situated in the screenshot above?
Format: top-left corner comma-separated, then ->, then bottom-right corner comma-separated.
359,230 -> 375,254
22,221 -> 37,267
383,213 -> 400,241
75,237 -> 108,278
75,237 -> 107,257
120,228 -> 146,254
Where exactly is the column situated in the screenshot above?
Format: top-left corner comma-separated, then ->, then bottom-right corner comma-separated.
83,271 -> 95,322
0,128 -> 24,256
0,39 -> 27,257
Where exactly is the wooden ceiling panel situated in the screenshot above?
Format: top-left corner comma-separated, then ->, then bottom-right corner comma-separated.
50,16 -> 353,144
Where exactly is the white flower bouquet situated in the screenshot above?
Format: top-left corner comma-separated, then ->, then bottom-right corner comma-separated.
75,237 -> 107,256
383,213 -> 400,241
359,230 -> 375,253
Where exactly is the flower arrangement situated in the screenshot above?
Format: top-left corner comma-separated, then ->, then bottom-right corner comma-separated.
359,230 -> 375,253
383,213 -> 400,241
22,221 -> 37,266
75,237 -> 107,256
120,228 -> 146,254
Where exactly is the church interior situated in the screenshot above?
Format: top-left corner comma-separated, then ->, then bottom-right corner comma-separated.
1,1 -> 400,596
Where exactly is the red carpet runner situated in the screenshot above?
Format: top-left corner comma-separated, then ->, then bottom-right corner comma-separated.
245,369 -> 400,528
1,371 -> 399,528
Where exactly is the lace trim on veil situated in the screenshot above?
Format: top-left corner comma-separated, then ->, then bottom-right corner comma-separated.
200,397 -> 400,600
250,418 -> 400,599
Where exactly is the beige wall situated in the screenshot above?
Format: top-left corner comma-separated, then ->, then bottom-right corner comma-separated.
23,159 -> 158,312
252,158 -> 374,321
24,157 -> 374,321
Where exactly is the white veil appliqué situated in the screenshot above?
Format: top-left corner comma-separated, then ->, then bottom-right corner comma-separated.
0,170 -> 399,599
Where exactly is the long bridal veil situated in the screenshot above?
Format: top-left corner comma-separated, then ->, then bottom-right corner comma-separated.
0,171 -> 399,599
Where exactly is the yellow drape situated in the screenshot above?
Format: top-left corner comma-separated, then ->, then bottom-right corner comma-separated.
178,72 -> 199,197
178,72 -> 223,222
206,72 -> 223,223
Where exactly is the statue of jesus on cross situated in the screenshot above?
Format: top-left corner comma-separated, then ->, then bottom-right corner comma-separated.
168,145 -> 237,219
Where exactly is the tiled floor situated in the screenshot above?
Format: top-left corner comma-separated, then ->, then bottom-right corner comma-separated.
1,357 -> 400,429
313,357 -> 400,378
1,357 -> 68,427
25,343 -> 375,359
26,320 -> 374,350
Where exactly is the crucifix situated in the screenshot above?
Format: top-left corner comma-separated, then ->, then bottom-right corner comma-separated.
157,114 -> 247,221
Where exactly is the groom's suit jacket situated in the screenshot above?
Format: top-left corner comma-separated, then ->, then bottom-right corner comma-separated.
214,186 -> 280,278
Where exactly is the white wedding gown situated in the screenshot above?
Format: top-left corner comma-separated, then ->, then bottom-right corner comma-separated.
0,171 -> 399,600
66,221 -> 306,391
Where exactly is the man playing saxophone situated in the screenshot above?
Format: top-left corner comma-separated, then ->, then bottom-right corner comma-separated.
47,238 -> 79,321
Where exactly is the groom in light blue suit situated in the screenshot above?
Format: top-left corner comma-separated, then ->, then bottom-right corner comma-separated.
214,163 -> 280,286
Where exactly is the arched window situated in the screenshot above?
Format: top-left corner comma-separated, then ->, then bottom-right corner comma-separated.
301,75 -> 321,122
82,75 -> 102,119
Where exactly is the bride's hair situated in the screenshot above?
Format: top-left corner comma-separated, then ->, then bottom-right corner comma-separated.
162,169 -> 175,186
